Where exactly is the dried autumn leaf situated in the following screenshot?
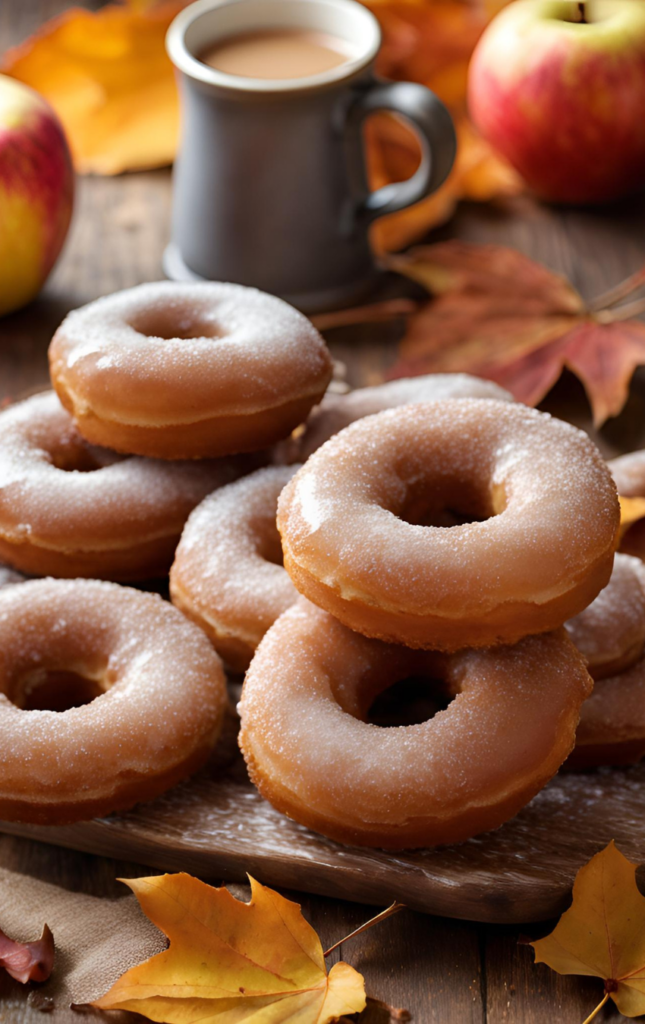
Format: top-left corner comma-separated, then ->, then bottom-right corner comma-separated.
532,841 -> 645,1020
387,241 -> 645,426
0,924 -> 54,984
93,873 -> 366,1023
1,2 -> 184,175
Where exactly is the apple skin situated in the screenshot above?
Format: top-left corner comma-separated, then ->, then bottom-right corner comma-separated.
0,75 -> 74,317
468,0 -> 645,204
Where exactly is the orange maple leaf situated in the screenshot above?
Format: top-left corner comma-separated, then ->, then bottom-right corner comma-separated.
532,841 -> 645,1022
92,873 -> 366,1024
1,2 -> 185,175
387,241 -> 645,426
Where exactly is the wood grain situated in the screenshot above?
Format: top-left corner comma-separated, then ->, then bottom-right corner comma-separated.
3,747 -> 645,926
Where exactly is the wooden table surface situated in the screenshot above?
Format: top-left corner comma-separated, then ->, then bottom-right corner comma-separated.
2,2 -> 645,1022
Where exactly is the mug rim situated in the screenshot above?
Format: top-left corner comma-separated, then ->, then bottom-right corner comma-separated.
166,0 -> 381,94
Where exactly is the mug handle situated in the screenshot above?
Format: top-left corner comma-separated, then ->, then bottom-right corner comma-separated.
345,81 -> 457,224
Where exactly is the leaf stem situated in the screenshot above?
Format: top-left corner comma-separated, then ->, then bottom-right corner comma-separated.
595,296 -> 645,324
581,992 -> 609,1024
589,265 -> 645,312
324,902 -> 405,958
577,1 -> 587,23
311,299 -> 417,331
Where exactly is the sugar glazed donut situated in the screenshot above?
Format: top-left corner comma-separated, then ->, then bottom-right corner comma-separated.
0,392 -> 247,580
0,578 -> 227,824
609,450 -> 645,561
171,465 -> 299,672
566,554 -> 645,769
239,599 -> 592,849
280,374 -> 514,463
570,655 -> 645,769
49,282 -> 333,459
278,400 -> 620,651
566,553 -> 645,681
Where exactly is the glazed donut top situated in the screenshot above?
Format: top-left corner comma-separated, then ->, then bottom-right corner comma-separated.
49,282 -> 332,427
0,392 -> 245,548
278,399 -> 619,616
0,578 -> 225,801
566,553 -> 645,679
283,374 -> 514,462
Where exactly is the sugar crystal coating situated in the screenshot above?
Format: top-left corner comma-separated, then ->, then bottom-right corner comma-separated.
0,391 -> 247,551
568,549 -> 645,765
49,281 -> 332,425
609,450 -> 645,496
171,465 -> 298,665
566,554 -> 645,678
279,399 -> 620,616
0,578 -> 226,815
576,650 -> 645,752
278,374 -> 514,463
239,598 -> 591,848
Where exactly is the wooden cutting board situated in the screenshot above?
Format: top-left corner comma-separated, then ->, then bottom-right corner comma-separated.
1,714 -> 642,924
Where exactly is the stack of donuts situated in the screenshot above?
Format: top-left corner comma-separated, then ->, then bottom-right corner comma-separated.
1,278 -> 644,853
0,281 -> 331,825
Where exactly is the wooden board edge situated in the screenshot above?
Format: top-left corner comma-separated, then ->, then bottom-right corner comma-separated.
0,818 -> 573,924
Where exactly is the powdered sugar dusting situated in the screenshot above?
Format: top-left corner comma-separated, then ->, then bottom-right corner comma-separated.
171,466 -> 298,657
0,392 -> 248,553
566,553 -> 645,676
279,399 -> 619,614
609,450 -> 645,496
239,599 -> 590,842
0,578 -> 226,810
50,281 -> 332,423
278,374 -> 514,463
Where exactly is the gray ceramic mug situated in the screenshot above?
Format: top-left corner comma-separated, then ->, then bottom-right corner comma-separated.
165,0 -> 456,312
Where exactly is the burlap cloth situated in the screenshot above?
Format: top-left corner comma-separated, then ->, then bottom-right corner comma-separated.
0,698 -> 244,1016
0,865 -> 167,1015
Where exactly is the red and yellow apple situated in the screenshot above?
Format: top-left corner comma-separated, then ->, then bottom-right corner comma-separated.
0,75 -> 74,317
468,0 -> 645,204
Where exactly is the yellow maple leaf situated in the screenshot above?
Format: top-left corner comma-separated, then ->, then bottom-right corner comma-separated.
92,873 -> 366,1024
532,841 -> 645,1021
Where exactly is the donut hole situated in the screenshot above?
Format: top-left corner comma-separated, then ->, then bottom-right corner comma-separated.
257,528 -> 284,567
366,674 -> 452,727
396,477 -> 504,528
14,668 -> 107,712
129,308 -> 222,341
49,444 -> 105,473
